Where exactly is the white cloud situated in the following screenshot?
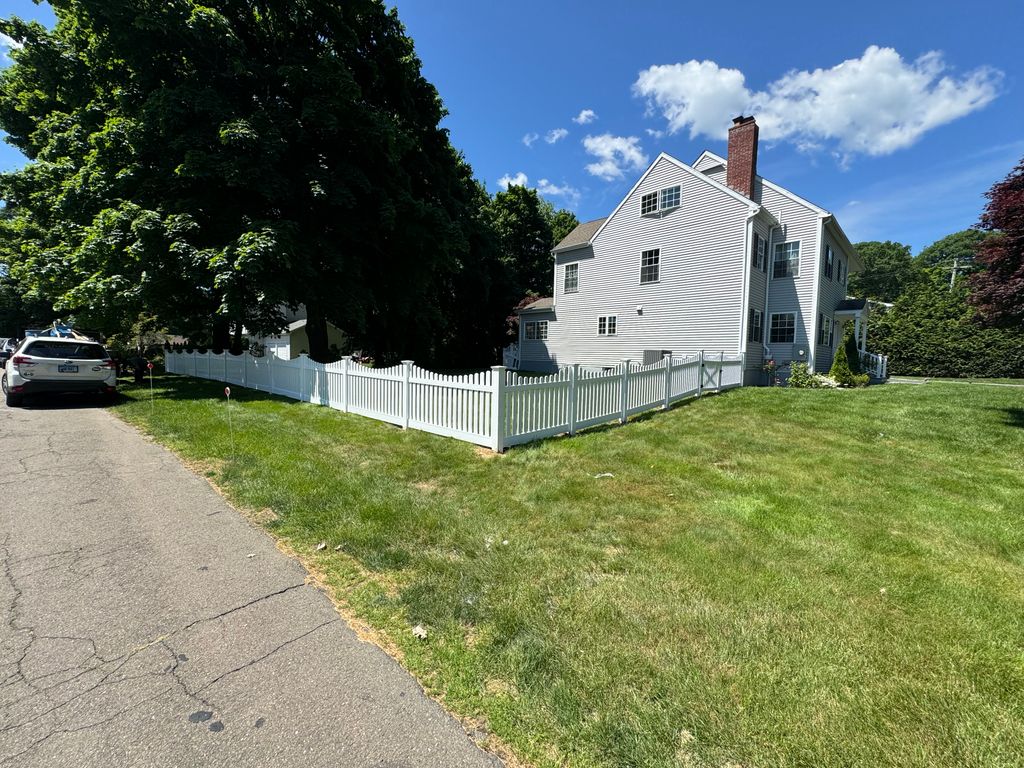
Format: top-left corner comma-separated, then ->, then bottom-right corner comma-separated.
545,128 -> 569,144
573,109 -> 597,125
634,46 -> 1002,164
645,128 -> 665,139
0,32 -> 22,65
537,179 -> 581,206
497,171 -> 529,190
582,134 -> 648,181
522,132 -> 539,148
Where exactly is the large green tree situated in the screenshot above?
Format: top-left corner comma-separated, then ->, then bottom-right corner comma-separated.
869,267 -> 1024,377
1,1 -> 509,364
849,240 -> 919,303
484,185 -> 554,298
915,229 -> 990,272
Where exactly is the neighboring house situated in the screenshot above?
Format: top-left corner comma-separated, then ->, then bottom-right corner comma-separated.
514,116 -> 879,383
250,306 -> 347,360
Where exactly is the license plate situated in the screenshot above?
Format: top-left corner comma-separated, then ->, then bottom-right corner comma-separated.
58,364 -> 78,373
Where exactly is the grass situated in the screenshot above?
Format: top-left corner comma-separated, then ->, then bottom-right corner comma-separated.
111,376 -> 1024,768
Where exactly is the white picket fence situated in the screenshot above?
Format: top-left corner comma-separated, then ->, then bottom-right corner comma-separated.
164,350 -> 743,451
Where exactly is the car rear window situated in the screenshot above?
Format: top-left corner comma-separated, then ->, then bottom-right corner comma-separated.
24,341 -> 107,360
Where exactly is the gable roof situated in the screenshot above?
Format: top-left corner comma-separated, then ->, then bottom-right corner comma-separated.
692,150 -> 828,215
553,218 -> 607,253
516,297 -> 554,314
587,152 -> 761,248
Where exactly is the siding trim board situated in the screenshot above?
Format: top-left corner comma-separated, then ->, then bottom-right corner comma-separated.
809,215 -> 825,371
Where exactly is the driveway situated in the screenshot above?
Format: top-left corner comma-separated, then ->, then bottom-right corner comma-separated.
0,400 -> 502,767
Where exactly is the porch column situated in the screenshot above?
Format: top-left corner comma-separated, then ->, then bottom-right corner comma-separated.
859,313 -> 867,352
854,316 -> 861,351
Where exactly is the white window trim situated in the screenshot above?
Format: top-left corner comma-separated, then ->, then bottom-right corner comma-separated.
597,315 -> 617,336
524,320 -> 548,341
768,312 -> 796,344
748,309 -> 763,343
773,240 -> 801,279
640,191 -> 658,216
639,248 -> 661,285
563,263 -> 579,294
659,185 -> 681,211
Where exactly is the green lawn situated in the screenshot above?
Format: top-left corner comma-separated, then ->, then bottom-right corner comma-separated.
112,377 -> 1024,768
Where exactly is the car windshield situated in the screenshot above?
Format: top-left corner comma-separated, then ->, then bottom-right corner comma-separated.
24,341 -> 107,360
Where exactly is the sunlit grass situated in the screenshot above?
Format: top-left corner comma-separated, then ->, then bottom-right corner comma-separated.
113,376 -> 1024,768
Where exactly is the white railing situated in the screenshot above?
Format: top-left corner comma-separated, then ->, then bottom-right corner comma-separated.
860,351 -> 888,379
165,350 -> 743,452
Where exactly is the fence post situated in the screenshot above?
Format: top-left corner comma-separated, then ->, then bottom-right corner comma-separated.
192,352 -> 197,378
490,366 -> 506,453
269,353 -> 275,395
697,351 -> 704,397
401,360 -> 413,429
242,352 -> 249,388
342,356 -> 350,412
663,354 -> 672,409
568,364 -> 578,436
717,352 -> 724,391
620,360 -> 631,424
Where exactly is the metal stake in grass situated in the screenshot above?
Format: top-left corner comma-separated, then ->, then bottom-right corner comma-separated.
147,361 -> 154,413
224,386 -> 235,458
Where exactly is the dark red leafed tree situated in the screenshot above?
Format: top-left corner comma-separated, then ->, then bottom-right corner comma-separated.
970,157 -> 1024,327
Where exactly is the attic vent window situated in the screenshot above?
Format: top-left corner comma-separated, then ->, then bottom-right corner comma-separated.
641,192 -> 658,216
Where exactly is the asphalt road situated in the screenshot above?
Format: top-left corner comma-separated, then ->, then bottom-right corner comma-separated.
0,398 -> 502,768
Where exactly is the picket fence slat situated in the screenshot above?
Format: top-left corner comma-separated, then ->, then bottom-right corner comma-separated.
163,350 -> 743,451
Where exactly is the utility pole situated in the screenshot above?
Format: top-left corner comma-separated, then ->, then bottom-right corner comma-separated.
949,256 -> 959,290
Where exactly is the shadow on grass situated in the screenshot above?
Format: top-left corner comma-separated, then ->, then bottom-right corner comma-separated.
997,407 -> 1024,429
116,374 -> 291,405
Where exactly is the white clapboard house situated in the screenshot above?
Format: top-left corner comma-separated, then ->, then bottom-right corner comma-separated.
511,116 -> 886,383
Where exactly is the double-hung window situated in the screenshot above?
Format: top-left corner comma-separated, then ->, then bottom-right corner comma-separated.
823,246 -> 835,280
748,309 -> 763,343
524,321 -> 548,340
838,260 -> 846,285
640,192 -> 658,216
640,248 -> 660,283
752,233 -> 767,271
564,263 -> 579,294
769,313 -> 796,344
817,314 -> 833,346
598,316 -> 617,336
773,241 -> 800,278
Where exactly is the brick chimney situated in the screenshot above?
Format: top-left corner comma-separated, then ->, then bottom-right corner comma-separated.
726,115 -> 758,199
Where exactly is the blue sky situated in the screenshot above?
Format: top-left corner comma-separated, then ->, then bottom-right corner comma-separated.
3,1 -> 1022,253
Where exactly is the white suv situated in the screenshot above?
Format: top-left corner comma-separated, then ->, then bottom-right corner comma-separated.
2,337 -> 117,407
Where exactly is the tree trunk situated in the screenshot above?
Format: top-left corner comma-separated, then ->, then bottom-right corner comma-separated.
212,316 -> 231,352
305,304 -> 331,363
230,321 -> 244,356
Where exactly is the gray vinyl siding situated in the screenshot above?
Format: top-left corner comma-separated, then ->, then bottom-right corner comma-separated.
759,179 -> 821,370
744,217 -> 771,380
814,225 -> 855,372
541,156 -> 751,369
693,155 -> 725,174
518,311 -> 557,372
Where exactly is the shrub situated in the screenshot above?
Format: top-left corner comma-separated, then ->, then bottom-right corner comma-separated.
853,373 -> 870,387
788,362 -> 820,388
829,342 -> 857,387
844,325 -> 862,374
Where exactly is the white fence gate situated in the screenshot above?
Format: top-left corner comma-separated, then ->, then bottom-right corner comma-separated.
165,351 -> 743,451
